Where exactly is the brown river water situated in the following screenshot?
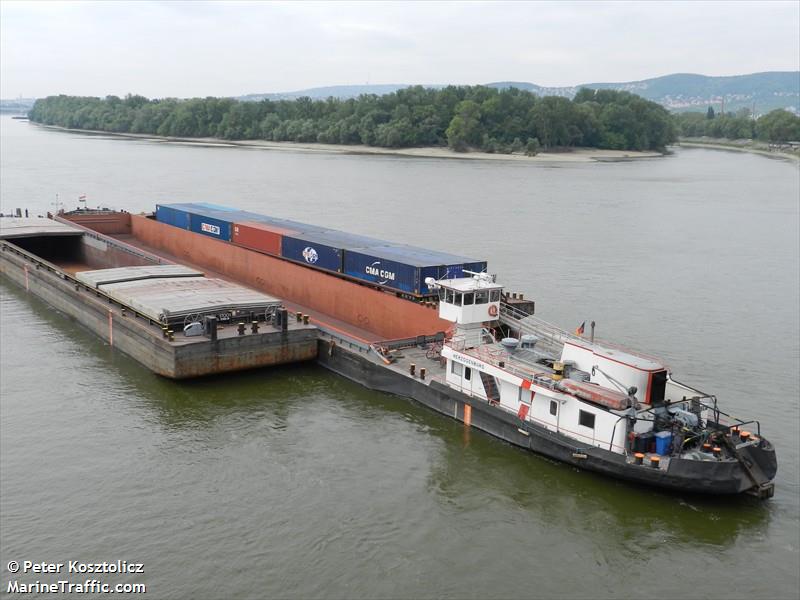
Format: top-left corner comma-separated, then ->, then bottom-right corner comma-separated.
1,116 -> 798,599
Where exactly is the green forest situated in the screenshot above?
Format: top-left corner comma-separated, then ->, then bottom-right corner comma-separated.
27,86 -> 676,153
673,107 -> 800,142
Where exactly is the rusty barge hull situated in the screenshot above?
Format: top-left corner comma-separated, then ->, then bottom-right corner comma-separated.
0,233 -> 318,379
63,212 -> 450,341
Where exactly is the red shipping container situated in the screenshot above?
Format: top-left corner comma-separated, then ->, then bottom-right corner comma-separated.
232,221 -> 296,256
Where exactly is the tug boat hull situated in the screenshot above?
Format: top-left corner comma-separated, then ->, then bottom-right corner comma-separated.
318,340 -> 777,497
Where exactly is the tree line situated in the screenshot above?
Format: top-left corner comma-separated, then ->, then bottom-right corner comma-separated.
28,86 -> 677,153
673,107 -> 800,142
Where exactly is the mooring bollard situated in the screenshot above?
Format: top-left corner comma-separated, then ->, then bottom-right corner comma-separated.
410,363 -> 416,376
237,322 -> 246,336
296,312 -> 302,322
167,330 -> 174,342
162,326 -> 169,338
302,314 -> 310,325
420,367 -> 426,380
251,321 -> 259,333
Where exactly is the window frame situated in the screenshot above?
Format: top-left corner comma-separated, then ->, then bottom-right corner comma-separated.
578,410 -> 595,429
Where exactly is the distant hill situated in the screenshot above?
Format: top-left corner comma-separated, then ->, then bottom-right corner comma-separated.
489,72 -> 799,114
239,84 -> 416,102
241,72 -> 799,115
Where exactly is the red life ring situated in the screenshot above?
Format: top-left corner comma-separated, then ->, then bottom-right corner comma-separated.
488,305 -> 498,317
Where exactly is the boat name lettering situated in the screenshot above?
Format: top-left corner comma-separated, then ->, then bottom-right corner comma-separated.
365,261 -> 395,283
201,222 -> 221,235
452,352 -> 485,370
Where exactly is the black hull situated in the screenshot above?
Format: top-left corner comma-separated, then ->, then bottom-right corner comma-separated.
317,341 -> 777,497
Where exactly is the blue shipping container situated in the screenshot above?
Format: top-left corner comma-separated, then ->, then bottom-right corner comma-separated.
463,261 -> 488,274
344,250 -> 421,294
189,213 -> 232,241
155,205 -> 191,229
155,204 -> 488,286
304,229 -> 389,250
281,235 -> 342,272
194,202 -> 236,212
343,244 -> 489,295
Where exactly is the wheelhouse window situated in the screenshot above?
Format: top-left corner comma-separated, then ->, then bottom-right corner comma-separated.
475,291 -> 488,304
445,289 -> 454,304
464,367 -> 471,381
463,292 -> 474,305
451,361 -> 463,376
454,292 -> 463,305
490,290 -> 501,302
579,410 -> 595,429
550,400 -> 558,416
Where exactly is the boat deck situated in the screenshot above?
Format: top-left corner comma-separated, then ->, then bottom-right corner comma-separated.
381,344 -> 449,386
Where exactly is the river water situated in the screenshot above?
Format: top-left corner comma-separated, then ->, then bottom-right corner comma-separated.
1,116 -> 798,599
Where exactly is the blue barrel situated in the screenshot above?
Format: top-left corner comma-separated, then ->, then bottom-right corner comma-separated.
655,431 -> 673,455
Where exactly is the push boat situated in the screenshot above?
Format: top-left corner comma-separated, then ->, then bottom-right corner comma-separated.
412,272 -> 777,498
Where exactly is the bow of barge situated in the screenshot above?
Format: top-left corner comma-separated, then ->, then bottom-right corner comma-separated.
0,217 -> 318,378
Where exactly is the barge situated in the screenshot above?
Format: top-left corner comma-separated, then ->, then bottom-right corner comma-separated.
1,206 -> 778,498
0,217 -> 318,378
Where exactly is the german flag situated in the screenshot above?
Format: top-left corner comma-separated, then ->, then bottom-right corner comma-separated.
575,321 -> 585,336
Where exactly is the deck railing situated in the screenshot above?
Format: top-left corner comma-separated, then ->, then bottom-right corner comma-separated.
499,302 -> 667,367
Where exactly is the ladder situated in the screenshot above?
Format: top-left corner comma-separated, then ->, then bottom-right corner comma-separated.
479,371 -> 501,405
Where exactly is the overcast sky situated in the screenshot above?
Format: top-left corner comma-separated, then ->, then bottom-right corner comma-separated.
1,0 -> 798,99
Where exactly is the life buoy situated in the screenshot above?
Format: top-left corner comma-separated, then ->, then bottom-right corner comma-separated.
488,305 -> 498,317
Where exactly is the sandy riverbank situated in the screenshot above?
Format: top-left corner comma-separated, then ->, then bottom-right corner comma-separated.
34,123 -> 664,163
677,138 -> 800,162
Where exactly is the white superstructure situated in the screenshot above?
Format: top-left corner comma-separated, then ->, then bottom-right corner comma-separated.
429,272 -> 708,456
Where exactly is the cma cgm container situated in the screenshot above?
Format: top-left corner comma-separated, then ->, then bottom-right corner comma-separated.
232,221 -> 296,256
280,234 -> 343,272
189,212 -> 232,241
343,245 -> 487,295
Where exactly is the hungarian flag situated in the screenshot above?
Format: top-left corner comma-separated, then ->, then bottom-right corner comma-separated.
575,321 -> 585,336
78,194 -> 87,202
